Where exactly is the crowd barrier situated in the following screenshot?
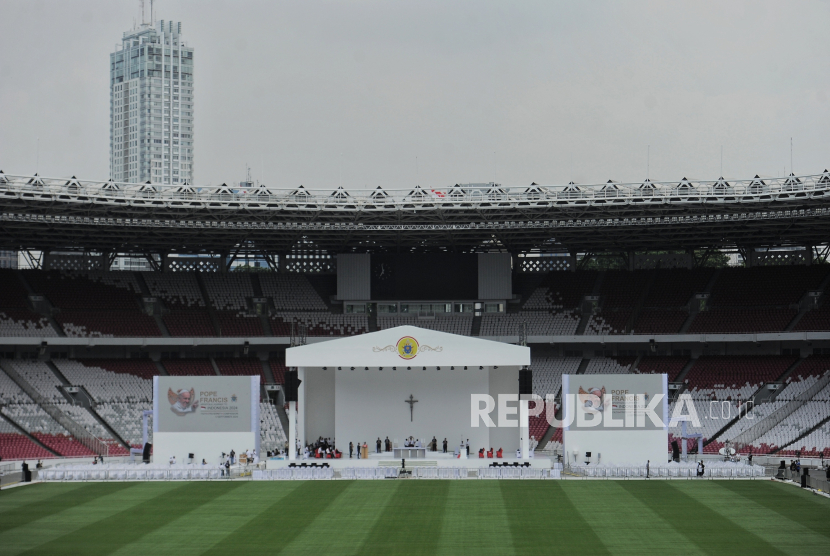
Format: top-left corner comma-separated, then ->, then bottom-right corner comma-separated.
412,467 -> 467,479
336,467 -> 398,480
40,464 -> 240,481
478,467 -> 560,479
570,463 -> 766,478
38,463 -> 564,481
253,467 -> 335,480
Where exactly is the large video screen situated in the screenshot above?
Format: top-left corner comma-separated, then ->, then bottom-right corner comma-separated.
563,373 -> 668,431
154,376 -> 255,433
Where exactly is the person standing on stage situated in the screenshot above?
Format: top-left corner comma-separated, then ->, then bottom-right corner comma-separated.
349,441 -> 354,458
376,437 -> 382,454
443,438 -> 448,453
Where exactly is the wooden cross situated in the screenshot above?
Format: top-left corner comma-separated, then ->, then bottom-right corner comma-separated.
405,394 -> 418,422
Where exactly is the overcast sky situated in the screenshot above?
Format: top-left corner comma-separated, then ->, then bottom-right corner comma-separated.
1,0 -> 829,189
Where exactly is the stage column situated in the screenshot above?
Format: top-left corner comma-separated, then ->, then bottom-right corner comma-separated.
288,401 -> 296,461
520,397 -> 530,460
298,367 -> 306,450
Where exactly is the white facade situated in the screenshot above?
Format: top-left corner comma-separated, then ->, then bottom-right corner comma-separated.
287,326 -> 531,457
110,20 -> 194,184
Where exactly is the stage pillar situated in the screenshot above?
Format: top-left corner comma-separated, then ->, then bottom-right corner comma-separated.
298,367 -> 306,450
520,398 -> 530,460
288,401 -> 296,461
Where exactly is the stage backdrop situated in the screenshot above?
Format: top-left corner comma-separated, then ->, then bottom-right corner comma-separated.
309,366 -> 521,455
153,376 -> 259,463
562,373 -> 668,465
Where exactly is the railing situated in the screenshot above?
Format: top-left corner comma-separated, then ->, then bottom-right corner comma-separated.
569,464 -> 766,479
1,172 -> 829,211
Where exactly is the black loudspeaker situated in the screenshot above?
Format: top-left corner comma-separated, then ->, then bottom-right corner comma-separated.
801,468 -> 809,488
285,370 -> 301,402
21,462 -> 31,482
671,441 -> 680,462
519,369 -> 533,395
142,442 -> 152,463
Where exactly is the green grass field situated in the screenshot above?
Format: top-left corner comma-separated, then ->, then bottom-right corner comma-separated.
0,480 -> 828,555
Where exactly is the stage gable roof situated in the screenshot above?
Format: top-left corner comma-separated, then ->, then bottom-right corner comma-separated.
286,326 -> 530,368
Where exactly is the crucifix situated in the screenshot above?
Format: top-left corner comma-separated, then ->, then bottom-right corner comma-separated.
405,394 -> 418,422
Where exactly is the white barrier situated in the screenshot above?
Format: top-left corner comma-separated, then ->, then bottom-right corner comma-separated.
39,463 -> 246,482
569,462 -> 766,478
41,463 -> 559,482
253,467 -> 335,480
478,466 -> 558,479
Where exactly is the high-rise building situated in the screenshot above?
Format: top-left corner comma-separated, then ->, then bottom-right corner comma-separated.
110,18 -> 194,184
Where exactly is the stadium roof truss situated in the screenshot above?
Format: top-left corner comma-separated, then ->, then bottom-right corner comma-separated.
1,170 -> 830,254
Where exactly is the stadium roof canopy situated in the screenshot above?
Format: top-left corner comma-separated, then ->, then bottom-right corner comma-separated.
1,170 -> 830,254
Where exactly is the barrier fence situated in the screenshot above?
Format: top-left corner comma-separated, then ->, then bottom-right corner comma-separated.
40,464 -> 248,481
569,464 -> 766,479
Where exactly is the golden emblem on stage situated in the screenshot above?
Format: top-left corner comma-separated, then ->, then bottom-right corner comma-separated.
396,336 -> 419,360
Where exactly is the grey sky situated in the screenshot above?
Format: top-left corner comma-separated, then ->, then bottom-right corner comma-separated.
1,0 -> 829,189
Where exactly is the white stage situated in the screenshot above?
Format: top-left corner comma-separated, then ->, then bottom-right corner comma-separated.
286,326 -> 532,461
265,450 -> 553,469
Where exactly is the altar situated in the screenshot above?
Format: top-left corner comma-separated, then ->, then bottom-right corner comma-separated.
393,447 -> 427,459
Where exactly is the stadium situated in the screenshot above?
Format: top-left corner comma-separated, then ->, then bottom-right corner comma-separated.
0,169 -> 829,554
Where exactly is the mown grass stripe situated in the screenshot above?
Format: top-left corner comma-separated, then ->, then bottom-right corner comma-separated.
620,481 -> 787,555
562,480 -> 706,556
105,482 -> 303,556
20,481 -> 244,556
0,483 -> 180,556
715,480 -> 830,540
0,483 -> 87,517
437,480 -> 516,556
670,481 -> 830,556
358,480 -> 450,556
277,481 -> 398,556
501,481 -> 611,555
200,480 -> 352,555
0,482 -> 134,535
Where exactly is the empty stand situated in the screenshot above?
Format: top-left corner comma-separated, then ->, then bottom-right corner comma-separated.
0,424 -> 54,460
0,269 -> 57,337
55,360 -> 153,402
271,313 -> 367,336
260,402 -> 287,453
269,359 -> 287,384
633,356 -> 688,381
259,274 -> 328,311
689,308 -> 797,334
480,312 -> 578,336
97,402 -> 152,448
23,271 -> 160,337
378,315 -> 473,335
584,357 -> 636,374
215,358 -> 267,384
144,272 -> 216,336
164,359 -> 216,376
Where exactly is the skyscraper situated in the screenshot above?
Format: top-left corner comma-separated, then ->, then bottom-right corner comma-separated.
110,17 -> 193,184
